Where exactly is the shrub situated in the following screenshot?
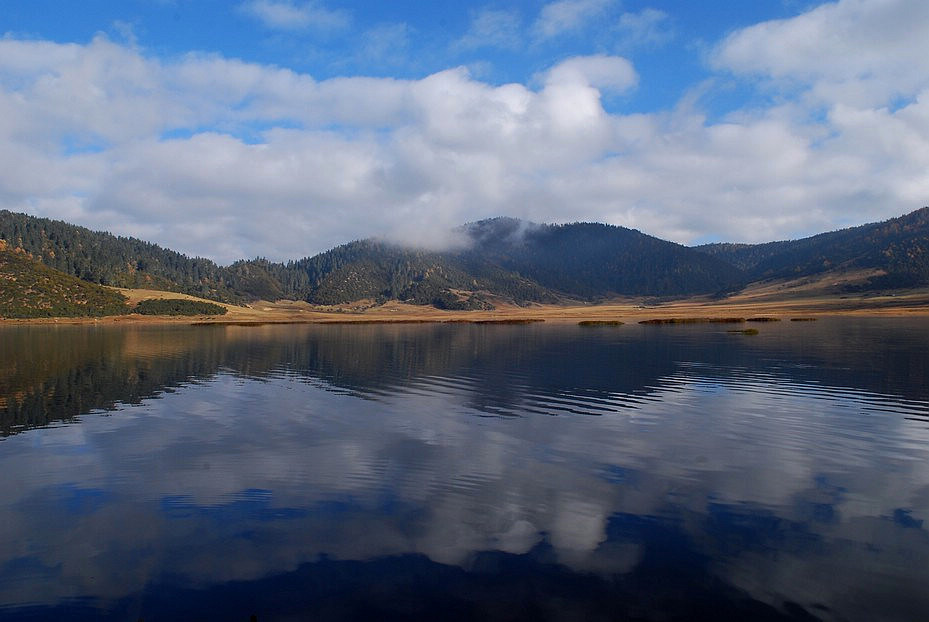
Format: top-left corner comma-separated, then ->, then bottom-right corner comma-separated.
135,298 -> 227,316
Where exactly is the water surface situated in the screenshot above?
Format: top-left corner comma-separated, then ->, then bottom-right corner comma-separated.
1,319 -> 928,621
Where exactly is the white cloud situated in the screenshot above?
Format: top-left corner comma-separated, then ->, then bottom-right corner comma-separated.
2,2 -> 929,264
713,0 -> 929,108
532,0 -> 616,40
544,54 -> 637,93
354,23 -> 413,68
615,8 -> 673,50
239,0 -> 350,32
456,8 -> 523,51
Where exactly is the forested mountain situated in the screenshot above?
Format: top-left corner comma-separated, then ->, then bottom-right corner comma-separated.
225,219 -> 744,306
0,210 -> 244,302
696,207 -> 929,289
3,207 -> 928,312
0,241 -> 129,318
284,239 -> 555,309
460,218 -> 743,297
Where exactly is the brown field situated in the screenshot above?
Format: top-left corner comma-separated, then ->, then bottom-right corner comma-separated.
3,275 -> 929,326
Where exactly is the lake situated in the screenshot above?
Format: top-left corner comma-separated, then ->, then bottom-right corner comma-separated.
1,318 -> 928,621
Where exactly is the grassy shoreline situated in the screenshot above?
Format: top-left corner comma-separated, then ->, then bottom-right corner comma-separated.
3,284 -> 928,326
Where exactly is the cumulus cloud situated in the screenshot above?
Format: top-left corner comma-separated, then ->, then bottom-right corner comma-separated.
544,54 -> 637,93
239,0 -> 350,32
1,0 -> 929,263
713,0 -> 929,108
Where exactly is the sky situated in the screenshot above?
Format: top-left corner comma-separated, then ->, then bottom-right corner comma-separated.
1,0 -> 928,264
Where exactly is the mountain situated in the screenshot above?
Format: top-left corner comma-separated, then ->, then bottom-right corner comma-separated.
227,219 -> 745,307
0,241 -> 129,318
283,238 -> 554,309
3,207 -> 928,313
0,210 -> 244,302
460,217 -> 743,297
695,207 -> 929,290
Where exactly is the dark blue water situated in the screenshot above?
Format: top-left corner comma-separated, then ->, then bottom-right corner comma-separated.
1,319 -> 928,621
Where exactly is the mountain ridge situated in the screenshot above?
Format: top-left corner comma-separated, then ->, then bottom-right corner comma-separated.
2,207 -> 927,314
695,206 -> 929,291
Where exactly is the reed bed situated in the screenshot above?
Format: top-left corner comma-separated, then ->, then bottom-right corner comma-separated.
639,317 -> 745,325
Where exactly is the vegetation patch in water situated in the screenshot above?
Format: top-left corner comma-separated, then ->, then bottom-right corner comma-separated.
790,317 -> 818,322
319,319 -> 436,324
578,320 -> 624,326
639,317 -> 745,325
746,317 -> 781,322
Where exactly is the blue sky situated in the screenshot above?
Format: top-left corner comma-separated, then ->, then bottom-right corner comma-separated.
5,1 -> 813,113
1,0 -> 928,262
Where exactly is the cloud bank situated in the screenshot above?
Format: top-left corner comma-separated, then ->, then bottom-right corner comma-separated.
1,0 -> 928,263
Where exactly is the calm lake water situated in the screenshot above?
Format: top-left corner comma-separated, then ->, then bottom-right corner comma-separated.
1,319 -> 928,621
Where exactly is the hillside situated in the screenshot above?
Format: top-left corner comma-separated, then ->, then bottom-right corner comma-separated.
0,210 -> 244,303
696,207 -> 929,290
229,219 -> 745,307
3,207 -> 928,314
460,218 -> 744,297
284,238 -> 559,308
0,242 -> 129,318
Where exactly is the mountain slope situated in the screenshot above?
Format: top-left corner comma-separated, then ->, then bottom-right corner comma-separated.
267,219 -> 745,307
0,242 -> 129,318
4,207 -> 927,314
461,218 -> 744,297
696,207 -> 929,289
0,210 -> 244,302
285,239 -> 557,308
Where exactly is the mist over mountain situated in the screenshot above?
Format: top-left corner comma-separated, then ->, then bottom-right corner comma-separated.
459,217 -> 743,298
2,207 -> 927,313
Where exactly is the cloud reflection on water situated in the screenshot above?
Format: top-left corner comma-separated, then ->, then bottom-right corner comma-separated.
0,321 -> 928,620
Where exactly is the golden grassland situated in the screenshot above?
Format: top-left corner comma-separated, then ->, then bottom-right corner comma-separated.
3,270 -> 929,326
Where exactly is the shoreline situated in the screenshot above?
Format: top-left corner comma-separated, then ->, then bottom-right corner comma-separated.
4,292 -> 929,327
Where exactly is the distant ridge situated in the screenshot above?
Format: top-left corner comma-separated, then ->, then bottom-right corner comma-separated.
458,217 -> 743,297
2,207 -> 928,312
695,206 -> 929,290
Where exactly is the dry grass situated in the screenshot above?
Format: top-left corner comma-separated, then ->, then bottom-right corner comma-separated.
3,278 -> 928,326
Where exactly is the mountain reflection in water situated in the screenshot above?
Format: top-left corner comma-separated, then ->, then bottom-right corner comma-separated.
0,319 -> 928,621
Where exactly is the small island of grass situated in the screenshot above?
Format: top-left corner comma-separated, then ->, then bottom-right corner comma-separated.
639,317 -> 745,325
